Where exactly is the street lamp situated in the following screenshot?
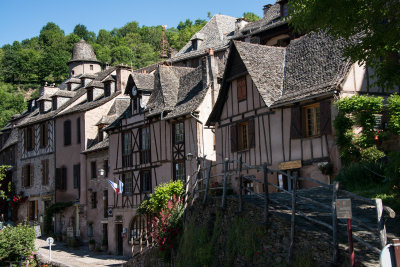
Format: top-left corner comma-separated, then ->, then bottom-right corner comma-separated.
185,153 -> 194,161
98,168 -> 105,178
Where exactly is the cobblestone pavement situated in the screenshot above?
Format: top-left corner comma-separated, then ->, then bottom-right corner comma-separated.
35,238 -> 128,267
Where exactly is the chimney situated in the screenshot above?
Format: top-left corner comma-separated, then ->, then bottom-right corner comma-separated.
263,4 -> 272,17
202,49 -> 219,106
235,18 -> 249,35
116,65 -> 131,92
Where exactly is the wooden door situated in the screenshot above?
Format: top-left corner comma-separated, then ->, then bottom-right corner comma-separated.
116,224 -> 123,255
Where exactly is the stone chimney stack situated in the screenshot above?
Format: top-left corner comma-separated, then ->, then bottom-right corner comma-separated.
235,18 -> 249,35
202,48 -> 219,106
263,4 -> 272,17
116,65 -> 131,92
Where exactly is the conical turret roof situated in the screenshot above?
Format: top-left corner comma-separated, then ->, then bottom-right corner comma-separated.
68,39 -> 100,64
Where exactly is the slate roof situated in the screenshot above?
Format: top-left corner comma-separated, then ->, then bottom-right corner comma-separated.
83,138 -> 109,154
86,80 -> 104,89
52,90 -> 76,98
65,77 -> 81,84
37,94 -> 52,101
131,73 -> 155,91
170,14 -> 237,62
207,32 -> 351,125
68,39 -> 100,64
233,3 -> 286,39
146,65 -> 201,116
234,41 -> 285,107
0,128 -> 18,152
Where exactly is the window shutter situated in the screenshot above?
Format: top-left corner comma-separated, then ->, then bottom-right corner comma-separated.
31,127 -> 35,150
24,129 -> 28,151
30,165 -> 34,187
230,124 -> 237,152
27,200 -> 30,219
44,123 -> 48,146
21,166 -> 25,187
290,106 -> 302,139
248,119 -> 255,148
62,167 -> 67,190
56,168 -> 62,189
34,200 -> 38,220
320,100 -> 332,135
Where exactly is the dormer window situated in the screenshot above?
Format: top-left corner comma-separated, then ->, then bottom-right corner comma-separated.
52,97 -> 57,110
67,84 -> 71,91
81,78 -> 85,87
192,40 -> 198,50
98,126 -> 104,142
104,83 -> 111,97
39,101 -> 45,113
87,89 -> 93,102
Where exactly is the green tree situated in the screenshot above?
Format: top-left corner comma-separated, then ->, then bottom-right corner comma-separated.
0,165 -> 10,200
0,83 -> 25,128
73,24 -> 96,42
110,46 -> 134,65
287,0 -> 400,90
243,12 -> 260,22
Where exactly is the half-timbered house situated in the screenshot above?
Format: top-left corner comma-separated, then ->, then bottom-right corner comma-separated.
207,32 -> 383,193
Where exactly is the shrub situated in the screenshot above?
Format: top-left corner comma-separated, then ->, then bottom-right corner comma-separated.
384,152 -> 400,197
138,180 -> 184,215
335,162 -> 384,189
0,224 -> 36,263
387,94 -> 400,135
360,146 -> 386,163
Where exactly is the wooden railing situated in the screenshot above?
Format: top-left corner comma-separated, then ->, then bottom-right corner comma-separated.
192,157 -> 396,264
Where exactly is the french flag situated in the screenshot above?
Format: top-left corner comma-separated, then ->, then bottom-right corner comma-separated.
108,179 -> 124,194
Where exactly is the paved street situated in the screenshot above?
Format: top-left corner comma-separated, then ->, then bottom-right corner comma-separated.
35,238 -> 128,267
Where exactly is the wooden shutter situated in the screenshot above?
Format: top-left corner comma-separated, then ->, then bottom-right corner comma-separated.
31,127 -> 35,150
44,123 -> 48,146
24,129 -> 28,151
230,124 -> 237,152
248,119 -> 255,148
29,165 -> 34,187
62,167 -> 67,190
320,100 -> 332,135
21,166 -> 26,187
56,168 -> 62,189
34,200 -> 38,220
237,76 -> 247,101
290,106 -> 302,139
27,200 -> 30,219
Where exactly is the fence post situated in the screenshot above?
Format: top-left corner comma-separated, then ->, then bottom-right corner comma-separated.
239,156 -> 243,213
203,162 -> 212,205
288,172 -> 297,262
332,182 -> 339,264
263,163 -> 269,225
375,198 -> 387,248
221,158 -> 229,209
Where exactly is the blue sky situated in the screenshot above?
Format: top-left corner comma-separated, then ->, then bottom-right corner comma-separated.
0,0 -> 274,46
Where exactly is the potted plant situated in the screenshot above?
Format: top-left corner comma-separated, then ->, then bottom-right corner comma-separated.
89,239 -> 95,251
101,238 -> 108,251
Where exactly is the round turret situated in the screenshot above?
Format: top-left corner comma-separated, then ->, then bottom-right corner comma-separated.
67,39 -> 101,77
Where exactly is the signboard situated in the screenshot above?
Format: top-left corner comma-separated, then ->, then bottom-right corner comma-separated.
336,198 -> 352,219
34,225 -> 41,237
279,160 -> 302,170
66,227 -> 74,238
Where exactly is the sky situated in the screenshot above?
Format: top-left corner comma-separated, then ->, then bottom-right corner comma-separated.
0,0 -> 274,46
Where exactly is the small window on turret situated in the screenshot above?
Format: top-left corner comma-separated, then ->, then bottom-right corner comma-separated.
90,65 -> 93,70
71,70 -> 75,76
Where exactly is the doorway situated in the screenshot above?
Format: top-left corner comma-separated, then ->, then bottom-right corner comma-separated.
116,224 -> 123,255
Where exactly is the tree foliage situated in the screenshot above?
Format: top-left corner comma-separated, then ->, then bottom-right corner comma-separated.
0,83 -> 25,128
287,0 -> 400,90
243,12 -> 260,22
0,223 -> 36,262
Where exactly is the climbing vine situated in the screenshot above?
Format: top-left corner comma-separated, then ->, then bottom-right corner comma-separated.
44,201 -> 73,234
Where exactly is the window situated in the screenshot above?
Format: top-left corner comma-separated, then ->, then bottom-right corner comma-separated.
40,122 -> 48,148
290,100 -> 331,139
52,97 -> 57,110
21,164 -> 33,187
88,223 -> 93,237
39,101 -> 45,113
24,126 -> 35,151
103,190 -> 108,218
237,76 -> 247,101
67,84 -> 71,91
123,172 -> 133,195
27,200 -> 38,221
64,120 -> 71,146
140,127 -> 151,164
56,167 -> 67,190
41,159 -> 49,185
104,160 -> 109,177
103,223 -> 108,241
98,126 -> 104,142
303,103 -> 320,137
71,70 -> 75,76
104,83 -> 111,97
132,97 -> 138,114
174,122 -> 184,144
91,192 -> 97,209
90,65 -> 93,70
73,164 -> 80,189
237,121 -> 249,151
91,161 -> 97,179
192,40 -> 198,50
122,132 -> 132,167
87,89 -> 93,102
140,170 -> 152,193
174,162 -> 185,181
77,117 -> 81,144
230,119 -> 255,152
81,78 -> 85,87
